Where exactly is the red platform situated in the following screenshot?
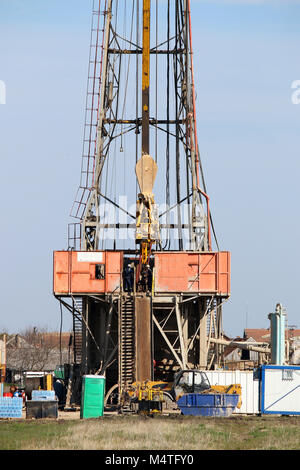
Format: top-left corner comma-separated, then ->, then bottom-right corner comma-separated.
53,250 -> 230,296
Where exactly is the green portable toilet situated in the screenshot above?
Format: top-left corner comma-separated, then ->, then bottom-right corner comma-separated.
80,375 -> 106,419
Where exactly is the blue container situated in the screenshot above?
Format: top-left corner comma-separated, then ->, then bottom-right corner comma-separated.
31,390 -> 56,401
0,397 -> 23,418
177,393 -> 239,417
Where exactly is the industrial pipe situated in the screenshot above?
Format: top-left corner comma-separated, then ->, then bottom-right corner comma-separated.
208,337 -> 271,354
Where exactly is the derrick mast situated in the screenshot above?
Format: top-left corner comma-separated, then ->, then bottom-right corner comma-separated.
53,0 -> 230,404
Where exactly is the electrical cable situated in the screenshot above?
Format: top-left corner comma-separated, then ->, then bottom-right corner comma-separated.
162,0 -> 171,250
197,146 -> 220,251
59,302 -> 63,366
155,0 -> 158,163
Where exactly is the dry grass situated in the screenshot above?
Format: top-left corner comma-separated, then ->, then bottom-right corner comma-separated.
2,414 -> 299,450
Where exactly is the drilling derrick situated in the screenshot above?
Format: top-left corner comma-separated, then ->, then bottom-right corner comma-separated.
53,0 -> 231,405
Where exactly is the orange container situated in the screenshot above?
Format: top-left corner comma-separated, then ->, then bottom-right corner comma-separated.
154,251 -> 230,295
53,251 -> 123,295
53,250 -> 230,296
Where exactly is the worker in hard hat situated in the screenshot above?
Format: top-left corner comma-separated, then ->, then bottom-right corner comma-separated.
123,263 -> 134,292
147,264 -> 153,292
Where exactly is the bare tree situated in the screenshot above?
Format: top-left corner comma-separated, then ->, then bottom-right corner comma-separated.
6,327 -> 65,371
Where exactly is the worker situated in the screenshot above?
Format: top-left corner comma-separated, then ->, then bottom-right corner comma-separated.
141,266 -> 148,292
137,273 -> 143,292
147,265 -> 153,292
6,385 -> 21,397
139,264 -> 152,293
130,263 -> 135,290
123,263 -> 134,292
53,378 -> 66,406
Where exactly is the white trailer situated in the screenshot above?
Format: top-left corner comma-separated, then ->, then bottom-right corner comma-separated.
260,365 -> 300,415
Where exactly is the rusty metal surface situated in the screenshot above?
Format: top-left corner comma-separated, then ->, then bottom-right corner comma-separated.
135,294 -> 152,382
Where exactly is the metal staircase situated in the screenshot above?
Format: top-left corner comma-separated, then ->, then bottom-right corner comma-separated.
72,297 -> 83,365
119,294 -> 135,392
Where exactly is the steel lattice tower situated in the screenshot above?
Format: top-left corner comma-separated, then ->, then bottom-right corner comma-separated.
54,0 -> 230,406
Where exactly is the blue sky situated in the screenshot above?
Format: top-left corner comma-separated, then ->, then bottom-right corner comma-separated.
0,0 -> 299,337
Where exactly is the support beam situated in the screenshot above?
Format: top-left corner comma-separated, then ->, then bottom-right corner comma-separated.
199,299 -> 208,369
107,48 -> 185,55
153,314 -> 184,369
175,297 -> 187,368
102,300 -> 114,374
209,337 -> 271,354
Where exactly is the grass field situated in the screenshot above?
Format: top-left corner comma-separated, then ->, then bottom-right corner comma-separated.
0,414 -> 300,450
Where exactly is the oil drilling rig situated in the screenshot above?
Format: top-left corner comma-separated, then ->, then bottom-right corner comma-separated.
53,0 -> 230,404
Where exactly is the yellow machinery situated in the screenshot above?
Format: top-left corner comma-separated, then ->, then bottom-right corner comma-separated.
127,371 -> 242,413
129,380 -> 165,415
